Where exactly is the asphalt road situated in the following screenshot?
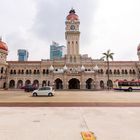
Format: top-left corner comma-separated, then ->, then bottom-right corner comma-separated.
0,90 -> 140,107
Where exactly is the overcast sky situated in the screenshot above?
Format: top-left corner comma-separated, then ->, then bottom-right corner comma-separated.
0,0 -> 140,61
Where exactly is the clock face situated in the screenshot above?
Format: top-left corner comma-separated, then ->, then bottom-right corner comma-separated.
70,25 -> 75,30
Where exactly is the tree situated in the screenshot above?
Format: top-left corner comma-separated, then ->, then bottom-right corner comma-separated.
101,50 -> 114,89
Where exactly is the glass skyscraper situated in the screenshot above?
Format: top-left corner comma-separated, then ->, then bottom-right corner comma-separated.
50,42 -> 66,60
17,49 -> 29,61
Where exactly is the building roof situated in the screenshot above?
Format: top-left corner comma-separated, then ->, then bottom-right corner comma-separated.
0,38 -> 8,51
66,8 -> 79,20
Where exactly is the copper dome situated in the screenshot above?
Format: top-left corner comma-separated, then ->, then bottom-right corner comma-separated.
66,9 -> 79,20
0,38 -> 8,51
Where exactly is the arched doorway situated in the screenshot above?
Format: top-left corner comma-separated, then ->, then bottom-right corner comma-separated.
86,78 -> 93,89
33,80 -> 39,88
42,80 -> 47,87
25,80 -> 31,85
100,80 -> 104,89
9,80 -> 15,88
3,82 -> 6,89
107,80 -> 113,89
68,78 -> 80,89
17,80 -> 23,88
55,78 -> 63,89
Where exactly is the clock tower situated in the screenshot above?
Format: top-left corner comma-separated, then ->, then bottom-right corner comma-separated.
65,8 -> 80,62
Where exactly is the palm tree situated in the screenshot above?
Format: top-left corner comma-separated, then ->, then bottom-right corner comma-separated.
101,50 -> 114,89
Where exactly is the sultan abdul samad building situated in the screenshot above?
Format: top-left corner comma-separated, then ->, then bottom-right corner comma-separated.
1,9 -> 140,90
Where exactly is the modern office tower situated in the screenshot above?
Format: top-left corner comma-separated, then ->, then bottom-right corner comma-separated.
17,49 -> 29,61
50,41 -> 66,60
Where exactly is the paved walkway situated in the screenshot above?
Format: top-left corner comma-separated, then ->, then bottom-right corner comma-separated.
0,90 -> 140,139
0,107 -> 140,140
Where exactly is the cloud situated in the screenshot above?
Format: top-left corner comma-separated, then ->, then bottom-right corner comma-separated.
31,0 -> 98,45
3,0 -> 99,60
2,0 -> 140,61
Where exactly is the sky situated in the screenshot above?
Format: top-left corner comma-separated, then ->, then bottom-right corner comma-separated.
0,0 -> 140,61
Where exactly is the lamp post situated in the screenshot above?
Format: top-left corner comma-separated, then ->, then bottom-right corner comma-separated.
93,65 -> 99,90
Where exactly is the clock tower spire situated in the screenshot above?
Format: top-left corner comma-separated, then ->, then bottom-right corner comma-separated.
65,8 -> 80,62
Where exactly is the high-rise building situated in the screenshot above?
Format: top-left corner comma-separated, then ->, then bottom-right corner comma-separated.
17,49 -> 29,61
50,41 -> 66,60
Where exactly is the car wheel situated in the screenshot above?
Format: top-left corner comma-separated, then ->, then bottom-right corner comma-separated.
48,93 -> 53,96
128,87 -> 132,92
33,93 -> 37,96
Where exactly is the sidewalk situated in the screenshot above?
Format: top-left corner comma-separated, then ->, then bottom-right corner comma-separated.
0,107 -> 140,140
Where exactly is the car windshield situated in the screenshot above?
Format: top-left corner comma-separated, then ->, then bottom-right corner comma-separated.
39,87 -> 50,90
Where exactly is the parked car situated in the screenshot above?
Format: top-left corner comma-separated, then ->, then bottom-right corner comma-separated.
20,86 -> 25,89
32,86 -> 54,96
24,84 -> 37,92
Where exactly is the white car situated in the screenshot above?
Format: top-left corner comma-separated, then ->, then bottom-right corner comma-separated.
32,86 -> 54,96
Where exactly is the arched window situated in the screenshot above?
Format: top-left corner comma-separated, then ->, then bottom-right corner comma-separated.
1,67 -> 4,74
106,69 -> 108,74
26,70 -> 28,74
101,69 -> 104,74
133,69 -> 136,74
125,69 -> 128,74
37,70 -> 40,74
122,69 -> 124,74
46,69 -> 49,74
114,69 -> 116,74
129,69 -> 132,74
29,70 -> 32,74
117,69 -> 120,74
43,69 -> 45,74
22,70 -> 24,74
14,70 -> 16,74
110,70 -> 112,74
34,70 -> 36,74
10,70 -> 13,74
18,70 -> 21,74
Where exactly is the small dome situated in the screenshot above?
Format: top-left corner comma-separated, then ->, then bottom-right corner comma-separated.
0,38 -> 8,51
93,65 -> 99,71
66,8 -> 79,20
81,65 -> 85,72
63,65 -> 68,71
137,44 -> 140,51
49,65 -> 54,71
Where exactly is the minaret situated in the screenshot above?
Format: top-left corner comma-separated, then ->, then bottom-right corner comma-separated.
65,8 -> 80,62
